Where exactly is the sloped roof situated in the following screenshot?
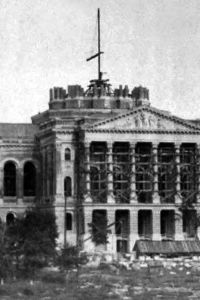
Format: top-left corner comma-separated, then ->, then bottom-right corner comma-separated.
134,240 -> 200,256
0,123 -> 37,138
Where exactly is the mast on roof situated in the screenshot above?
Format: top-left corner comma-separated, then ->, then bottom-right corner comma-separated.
86,8 -> 110,96
86,8 -> 103,83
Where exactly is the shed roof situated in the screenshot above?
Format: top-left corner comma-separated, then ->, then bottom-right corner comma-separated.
134,240 -> 200,256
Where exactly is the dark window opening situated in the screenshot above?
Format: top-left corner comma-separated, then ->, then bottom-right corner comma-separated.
24,162 -> 36,196
161,210 -> 175,239
92,210 -> 107,245
64,177 -> 72,197
113,143 -> 130,203
90,142 -> 107,203
158,144 -> 176,203
117,240 -> 128,253
6,212 -> 15,226
65,148 -> 71,161
180,144 -> 197,202
138,210 -> 152,239
4,162 -> 16,196
183,210 -> 196,238
136,143 -> 153,203
66,213 -> 72,230
115,210 -> 130,236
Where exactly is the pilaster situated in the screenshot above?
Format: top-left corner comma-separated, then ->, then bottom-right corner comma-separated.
84,142 -> 92,202
175,143 -> 182,204
107,142 -> 115,203
130,142 -> 137,204
152,143 -> 160,204
129,209 -> 139,251
152,209 -> 161,240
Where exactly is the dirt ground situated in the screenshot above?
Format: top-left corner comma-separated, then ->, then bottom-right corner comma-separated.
1,260 -> 200,300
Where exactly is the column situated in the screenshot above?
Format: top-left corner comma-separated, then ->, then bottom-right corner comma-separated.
175,209 -> 184,240
130,142 -> 137,203
107,142 -> 115,203
152,209 -> 161,240
152,143 -> 160,204
107,209 -> 116,253
129,209 -> 139,251
84,142 -> 92,202
16,166 -> 23,205
46,146 -> 51,198
42,148 -> 46,198
175,143 -> 182,204
196,144 -> 200,203
83,207 -> 94,251
55,143 -> 63,200
0,167 -> 3,204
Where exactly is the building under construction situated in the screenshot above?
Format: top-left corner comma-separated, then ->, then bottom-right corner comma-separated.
0,9 -> 200,255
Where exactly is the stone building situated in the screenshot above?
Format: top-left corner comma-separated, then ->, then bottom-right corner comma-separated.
1,80 -> 200,254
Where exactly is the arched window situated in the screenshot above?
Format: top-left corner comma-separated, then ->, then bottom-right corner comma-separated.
4,161 -> 16,196
65,148 -> 71,161
6,212 -> 15,226
64,177 -> 72,197
24,161 -> 36,196
66,213 -> 72,230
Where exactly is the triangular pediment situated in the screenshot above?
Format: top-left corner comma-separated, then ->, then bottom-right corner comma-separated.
85,107 -> 200,133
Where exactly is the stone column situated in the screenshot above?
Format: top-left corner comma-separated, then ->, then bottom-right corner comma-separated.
84,142 -> 92,202
175,143 -> 182,204
107,209 -> 116,253
55,143 -> 63,200
175,209 -> 184,240
107,142 -> 115,203
129,209 -> 139,251
17,167 -> 23,203
130,142 -> 137,203
152,209 -> 161,240
83,207 -> 94,251
46,146 -> 51,198
152,143 -> 160,204
0,167 -> 3,203
42,148 -> 46,198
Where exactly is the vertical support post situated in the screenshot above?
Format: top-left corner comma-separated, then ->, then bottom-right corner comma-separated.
84,142 -> 92,202
130,142 -> 137,203
175,209 -> 184,240
42,148 -> 46,199
175,143 -> 182,204
0,167 -> 3,202
55,143 -> 63,200
107,142 -> 115,203
152,143 -> 160,204
107,209 -> 116,253
98,8 -> 101,81
17,167 -> 23,202
129,209 -> 139,251
83,207 -> 94,251
152,209 -> 161,240
64,195 -> 67,249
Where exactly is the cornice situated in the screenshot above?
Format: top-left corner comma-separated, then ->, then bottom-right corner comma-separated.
85,128 -> 200,134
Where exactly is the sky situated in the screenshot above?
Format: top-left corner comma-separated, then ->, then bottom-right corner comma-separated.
0,0 -> 200,122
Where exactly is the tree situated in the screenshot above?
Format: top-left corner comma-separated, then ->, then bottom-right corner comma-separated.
6,207 -> 58,275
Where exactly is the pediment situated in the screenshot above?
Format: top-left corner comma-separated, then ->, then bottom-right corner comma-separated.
85,107 -> 200,133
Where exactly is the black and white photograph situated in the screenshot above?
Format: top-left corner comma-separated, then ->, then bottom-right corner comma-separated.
0,0 -> 200,299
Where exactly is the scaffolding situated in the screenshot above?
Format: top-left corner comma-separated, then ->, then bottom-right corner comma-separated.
158,144 -> 176,203
79,142 -> 198,204
136,143 -> 153,203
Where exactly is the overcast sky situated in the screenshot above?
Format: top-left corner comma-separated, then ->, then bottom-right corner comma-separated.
0,0 -> 200,122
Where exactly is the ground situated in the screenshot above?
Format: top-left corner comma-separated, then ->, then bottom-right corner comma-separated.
1,258 -> 200,299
